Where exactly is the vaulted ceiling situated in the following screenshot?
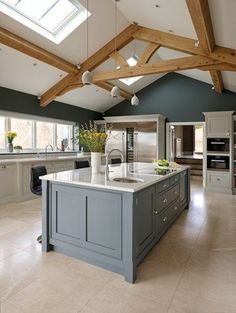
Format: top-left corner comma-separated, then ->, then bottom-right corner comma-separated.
0,0 -> 236,113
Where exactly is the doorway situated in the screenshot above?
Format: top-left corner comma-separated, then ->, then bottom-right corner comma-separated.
166,122 -> 205,181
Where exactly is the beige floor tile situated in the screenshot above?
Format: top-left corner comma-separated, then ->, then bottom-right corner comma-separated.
0,217 -> 27,236
1,301 -> 25,313
167,270 -> 236,313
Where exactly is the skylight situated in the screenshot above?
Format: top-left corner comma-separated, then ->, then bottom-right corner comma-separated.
119,56 -> 143,86
0,0 -> 90,44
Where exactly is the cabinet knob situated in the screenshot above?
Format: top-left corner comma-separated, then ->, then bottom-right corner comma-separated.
153,210 -> 158,215
163,217 -> 167,222
174,191 -> 178,195
163,199 -> 167,203
1,164 -> 6,169
163,184 -> 167,188
174,206 -> 178,211
217,178 -> 221,181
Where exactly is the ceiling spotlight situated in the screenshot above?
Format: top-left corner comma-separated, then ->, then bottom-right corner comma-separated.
111,85 -> 120,98
77,63 -> 81,69
168,30 -> 174,33
211,86 -> 215,90
37,95 -> 41,100
59,74 -> 63,78
133,21 -> 139,25
195,41 -> 200,47
155,4 -> 160,8
33,63 -> 37,66
131,94 -> 139,106
82,70 -> 92,85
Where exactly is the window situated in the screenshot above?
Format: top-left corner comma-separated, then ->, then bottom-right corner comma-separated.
0,114 -> 74,152
36,121 -> 54,150
194,125 -> 203,154
119,56 -> 143,86
10,118 -> 33,149
0,117 -> 5,150
0,0 -> 90,44
56,123 -> 72,150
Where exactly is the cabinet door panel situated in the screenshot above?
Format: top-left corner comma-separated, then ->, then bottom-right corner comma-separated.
180,170 -> 188,206
135,186 -> 155,256
206,116 -> 230,137
84,191 -> 122,259
0,164 -> 17,201
51,184 -> 85,246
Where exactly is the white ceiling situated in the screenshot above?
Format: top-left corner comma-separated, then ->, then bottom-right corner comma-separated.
0,0 -> 236,113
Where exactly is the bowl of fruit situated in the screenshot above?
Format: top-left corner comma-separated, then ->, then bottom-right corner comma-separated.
153,159 -> 170,175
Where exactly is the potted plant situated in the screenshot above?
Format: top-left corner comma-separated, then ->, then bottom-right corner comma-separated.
74,121 -> 108,173
5,131 -> 17,153
14,145 -> 22,153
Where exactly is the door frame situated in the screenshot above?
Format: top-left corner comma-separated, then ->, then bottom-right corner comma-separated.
166,121 -> 205,161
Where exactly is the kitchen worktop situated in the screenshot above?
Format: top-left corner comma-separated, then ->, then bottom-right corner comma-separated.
0,153 -> 99,164
40,162 -> 188,193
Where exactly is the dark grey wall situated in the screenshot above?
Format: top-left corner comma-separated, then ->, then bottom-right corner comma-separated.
105,73 -> 236,122
0,87 -> 102,123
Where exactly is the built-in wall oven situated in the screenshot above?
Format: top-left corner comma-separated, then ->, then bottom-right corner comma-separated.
207,138 -> 230,153
207,155 -> 230,171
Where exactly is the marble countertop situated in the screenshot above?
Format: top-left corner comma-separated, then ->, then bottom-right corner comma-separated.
0,153 -> 101,164
40,162 -> 188,193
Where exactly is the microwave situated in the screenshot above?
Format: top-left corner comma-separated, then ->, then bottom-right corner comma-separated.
207,138 -> 229,152
207,155 -> 229,171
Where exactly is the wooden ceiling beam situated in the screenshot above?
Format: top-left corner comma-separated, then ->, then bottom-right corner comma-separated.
109,50 -> 128,67
0,27 -> 78,74
186,0 -> 224,92
133,26 -> 236,67
40,24 -> 139,107
92,56 -> 221,82
95,81 -> 132,101
209,70 -> 224,93
200,63 -> 236,71
138,43 -> 161,65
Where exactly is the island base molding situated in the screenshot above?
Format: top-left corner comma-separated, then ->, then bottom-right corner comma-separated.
42,169 -> 190,283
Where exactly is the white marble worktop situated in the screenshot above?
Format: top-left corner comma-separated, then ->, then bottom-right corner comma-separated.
0,153 -> 101,164
40,162 -> 188,193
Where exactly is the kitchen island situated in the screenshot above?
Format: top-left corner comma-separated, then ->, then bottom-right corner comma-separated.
41,162 -> 190,283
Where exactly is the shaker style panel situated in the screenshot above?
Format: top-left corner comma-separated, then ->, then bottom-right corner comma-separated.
135,186 -> 156,256
83,190 -> 122,259
51,184 -> 85,247
205,114 -> 231,138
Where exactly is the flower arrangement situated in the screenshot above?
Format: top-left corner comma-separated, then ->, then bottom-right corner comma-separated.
5,131 -> 17,143
74,121 -> 108,153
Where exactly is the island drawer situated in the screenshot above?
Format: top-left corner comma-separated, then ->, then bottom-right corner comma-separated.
156,200 -> 180,234
169,174 -> 179,186
156,183 -> 179,213
157,179 -> 170,193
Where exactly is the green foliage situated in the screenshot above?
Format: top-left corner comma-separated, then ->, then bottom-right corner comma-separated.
74,121 -> 109,153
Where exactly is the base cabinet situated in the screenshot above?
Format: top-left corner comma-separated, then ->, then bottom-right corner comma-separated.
0,163 -> 17,204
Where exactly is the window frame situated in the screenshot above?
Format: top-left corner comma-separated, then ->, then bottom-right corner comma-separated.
0,110 -> 75,153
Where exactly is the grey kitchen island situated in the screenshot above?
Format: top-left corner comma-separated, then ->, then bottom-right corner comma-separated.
41,162 -> 190,283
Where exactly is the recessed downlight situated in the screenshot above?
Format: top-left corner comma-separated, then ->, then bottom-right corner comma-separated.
33,63 -> 37,66
168,29 -> 174,33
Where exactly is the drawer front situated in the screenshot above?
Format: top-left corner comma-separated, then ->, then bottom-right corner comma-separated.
170,174 -> 179,186
207,172 -> 230,188
157,190 -> 171,212
168,200 -> 180,221
157,179 -> 170,193
169,184 -> 179,203
156,208 -> 169,234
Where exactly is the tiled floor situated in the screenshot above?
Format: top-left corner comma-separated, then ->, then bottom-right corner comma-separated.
0,180 -> 236,313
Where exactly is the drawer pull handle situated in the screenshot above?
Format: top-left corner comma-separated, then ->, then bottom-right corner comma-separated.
163,217 -> 167,222
217,178 -> 221,181
174,206 -> 178,211
163,184 -> 167,188
163,199 -> 167,203
153,210 -> 158,215
174,191 -> 178,195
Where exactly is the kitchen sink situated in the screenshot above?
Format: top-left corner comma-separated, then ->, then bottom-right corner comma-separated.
113,177 -> 144,183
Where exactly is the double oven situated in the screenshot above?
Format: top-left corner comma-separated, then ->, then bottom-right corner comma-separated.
207,138 -> 230,171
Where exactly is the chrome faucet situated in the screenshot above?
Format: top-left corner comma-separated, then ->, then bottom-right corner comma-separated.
105,149 -> 124,180
45,144 -> 54,157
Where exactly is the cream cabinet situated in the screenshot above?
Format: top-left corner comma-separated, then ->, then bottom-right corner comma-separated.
204,111 -> 233,138
206,171 -> 231,192
0,163 -> 17,204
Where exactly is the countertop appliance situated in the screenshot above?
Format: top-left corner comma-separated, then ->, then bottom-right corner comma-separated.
106,122 -> 157,163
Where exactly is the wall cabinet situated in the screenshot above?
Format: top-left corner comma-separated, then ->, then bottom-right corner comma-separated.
0,163 -> 17,204
204,111 -> 233,138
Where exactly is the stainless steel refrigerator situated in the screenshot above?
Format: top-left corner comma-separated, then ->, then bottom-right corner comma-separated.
106,122 -> 157,163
